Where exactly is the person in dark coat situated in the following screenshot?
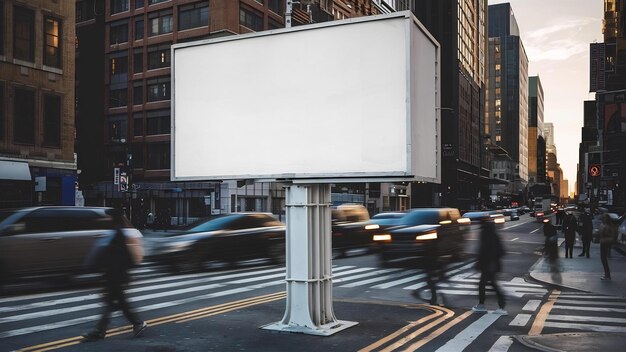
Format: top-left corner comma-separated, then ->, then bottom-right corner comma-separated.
82,213 -> 147,341
562,212 -> 578,258
578,211 -> 593,258
543,218 -> 559,260
599,214 -> 616,280
472,216 -> 506,315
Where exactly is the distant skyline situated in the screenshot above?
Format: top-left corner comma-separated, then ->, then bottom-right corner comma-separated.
488,0 -> 604,194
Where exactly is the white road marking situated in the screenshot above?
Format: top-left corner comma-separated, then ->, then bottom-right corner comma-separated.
488,336 -> 514,352
340,269 -> 419,288
510,237 -> 519,242
403,261 -> 476,290
552,305 -> 626,313
544,322 -> 626,333
522,300 -> 541,312
557,295 -> 621,300
548,314 -> 626,324
372,273 -> 426,289
556,299 -> 626,307
333,268 -> 402,283
509,313 -> 532,326
435,312 -> 501,352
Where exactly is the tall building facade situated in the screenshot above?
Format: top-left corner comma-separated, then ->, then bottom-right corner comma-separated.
528,76 -> 545,184
410,0 -> 489,211
0,0 -> 77,208
487,3 -> 529,190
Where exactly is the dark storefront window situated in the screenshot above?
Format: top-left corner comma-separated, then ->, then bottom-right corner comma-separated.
133,81 -> 143,105
13,6 -> 35,62
44,16 -> 62,68
111,0 -> 129,14
148,9 -> 172,36
146,109 -> 170,135
133,50 -> 143,73
110,20 -> 129,45
146,76 -> 170,102
178,2 -> 209,31
135,18 -> 144,40
147,44 -> 170,69
147,142 -> 170,170
43,94 -> 61,147
14,88 -> 35,145
240,8 -> 263,32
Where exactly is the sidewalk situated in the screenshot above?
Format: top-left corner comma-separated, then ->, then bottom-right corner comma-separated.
520,239 -> 626,352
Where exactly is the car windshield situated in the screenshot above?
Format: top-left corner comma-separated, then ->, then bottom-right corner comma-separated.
187,215 -> 238,233
0,210 -> 16,223
400,210 -> 440,226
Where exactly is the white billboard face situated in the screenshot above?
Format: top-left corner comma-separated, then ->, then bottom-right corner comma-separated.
173,12 -> 440,182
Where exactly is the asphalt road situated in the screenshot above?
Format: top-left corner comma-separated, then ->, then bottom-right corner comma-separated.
2,213 -> 625,352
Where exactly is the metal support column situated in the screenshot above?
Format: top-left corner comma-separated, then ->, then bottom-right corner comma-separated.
262,184 -> 357,336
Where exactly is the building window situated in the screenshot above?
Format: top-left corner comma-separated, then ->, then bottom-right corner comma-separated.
178,2 -> 208,31
110,20 -> 129,45
147,142 -> 170,169
146,76 -> 170,102
133,81 -> 143,105
13,6 -> 35,62
135,0 -> 144,9
109,86 -> 128,107
147,43 -> 170,69
44,17 -> 62,68
0,3 -> 4,55
148,9 -> 173,36
133,51 -> 143,73
111,0 -> 129,14
135,18 -> 144,40
109,51 -> 128,83
269,0 -> 282,14
146,109 -> 170,135
43,94 -> 61,148
108,114 -> 128,140
133,112 -> 143,136
13,88 -> 35,145
0,84 -> 4,140
240,8 -> 263,32
76,0 -> 96,23
149,0 -> 168,4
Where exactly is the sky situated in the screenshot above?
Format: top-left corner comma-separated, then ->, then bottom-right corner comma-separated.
488,0 -> 604,194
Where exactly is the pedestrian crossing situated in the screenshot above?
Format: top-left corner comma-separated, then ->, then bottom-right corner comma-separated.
542,292 -> 626,333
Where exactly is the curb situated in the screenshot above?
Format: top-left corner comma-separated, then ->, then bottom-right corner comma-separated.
515,335 -> 565,352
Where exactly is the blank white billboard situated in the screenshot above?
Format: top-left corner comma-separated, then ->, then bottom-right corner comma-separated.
172,11 -> 440,182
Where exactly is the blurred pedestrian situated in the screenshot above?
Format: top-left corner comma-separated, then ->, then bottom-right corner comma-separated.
599,214 -> 616,280
556,209 -> 564,225
578,211 -> 593,258
543,218 -> 559,261
472,216 -> 507,315
562,211 -> 578,258
82,211 -> 147,341
146,211 -> 155,230
413,247 -> 445,305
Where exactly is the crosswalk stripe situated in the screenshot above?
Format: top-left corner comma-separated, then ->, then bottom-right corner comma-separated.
556,299 -> 626,307
333,268 -> 403,283
509,313 -> 532,326
372,273 -> 427,289
339,270 -> 419,288
552,305 -> 626,313
434,312 -> 501,352
403,262 -> 476,290
548,314 -> 626,324
487,336 -> 514,352
557,295 -> 621,300
544,322 -> 626,333
522,300 -> 541,312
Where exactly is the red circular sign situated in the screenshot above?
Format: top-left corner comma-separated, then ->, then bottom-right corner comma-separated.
589,165 -> 601,177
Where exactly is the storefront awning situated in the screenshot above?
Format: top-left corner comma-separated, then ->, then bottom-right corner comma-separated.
0,160 -> 31,181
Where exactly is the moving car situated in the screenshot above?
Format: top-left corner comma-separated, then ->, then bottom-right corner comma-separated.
462,211 -> 506,224
152,212 -> 285,271
0,207 -> 142,283
372,208 -> 469,265
331,204 -> 380,257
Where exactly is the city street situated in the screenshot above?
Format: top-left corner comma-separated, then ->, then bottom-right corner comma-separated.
2,213 -> 626,351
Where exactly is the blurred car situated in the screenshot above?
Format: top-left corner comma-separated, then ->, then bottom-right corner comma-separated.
462,211 -> 506,224
0,207 -> 142,283
331,204 -> 380,257
509,210 -> 520,221
152,212 -> 285,271
369,212 -> 406,229
372,208 -> 469,265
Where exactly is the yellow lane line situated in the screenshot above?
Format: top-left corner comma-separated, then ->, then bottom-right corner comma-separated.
357,305 -> 451,352
18,291 -> 286,352
403,310 -> 472,351
528,289 -> 560,336
379,307 -> 456,352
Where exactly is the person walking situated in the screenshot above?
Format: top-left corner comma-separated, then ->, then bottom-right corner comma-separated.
543,217 -> 559,261
578,211 -> 593,258
599,214 -> 616,280
562,211 -> 578,258
82,212 -> 147,341
472,216 -> 507,315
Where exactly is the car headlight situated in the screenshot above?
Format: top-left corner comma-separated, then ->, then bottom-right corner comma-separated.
415,231 -> 437,240
373,234 -> 391,241
457,218 -> 471,224
493,217 -> 505,224
365,224 -> 380,230
163,240 -> 194,253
